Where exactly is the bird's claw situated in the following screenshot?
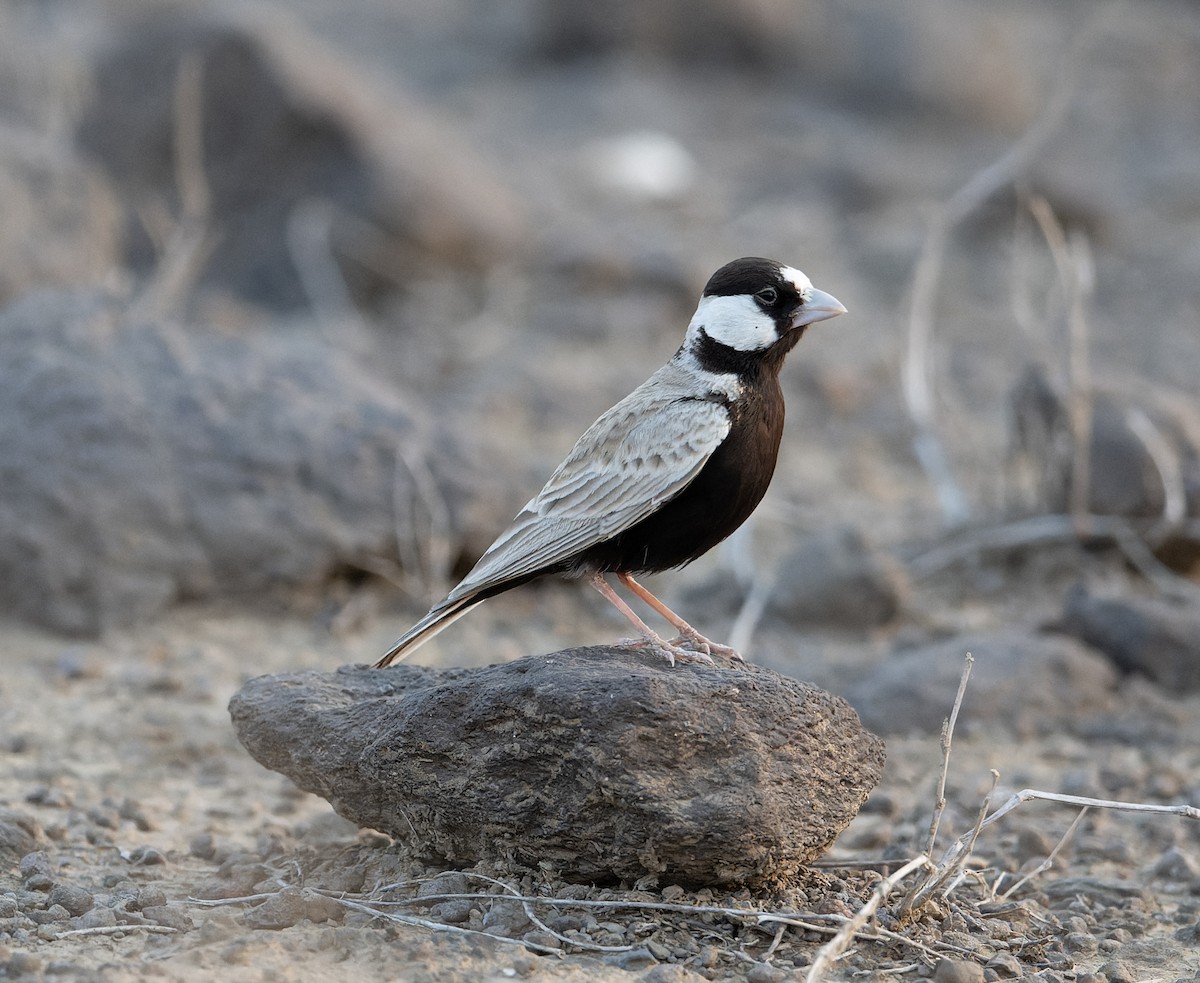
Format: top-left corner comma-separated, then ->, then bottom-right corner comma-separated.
667,633 -> 744,663
616,636 -> 715,667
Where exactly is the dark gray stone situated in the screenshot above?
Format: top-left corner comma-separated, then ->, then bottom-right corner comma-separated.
0,289 -> 428,635
0,812 -> 44,866
75,9 -> 524,311
933,959 -> 985,983
846,631 -> 1118,737
1059,584 -> 1200,692
1009,366 -> 1200,522
768,526 -> 907,629
46,883 -> 93,918
229,648 -> 886,888
241,888 -> 310,931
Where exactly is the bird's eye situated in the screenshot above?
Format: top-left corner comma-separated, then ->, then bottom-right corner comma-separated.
755,287 -> 778,306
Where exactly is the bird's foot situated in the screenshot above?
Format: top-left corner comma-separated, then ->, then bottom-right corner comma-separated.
666,631 -> 744,663
616,636 -> 715,668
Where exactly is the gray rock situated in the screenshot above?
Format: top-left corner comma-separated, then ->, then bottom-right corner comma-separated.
75,8 -> 524,311
933,958 -> 985,983
1059,584 -> 1200,692
0,289 -> 429,635
73,908 -> 117,931
1009,366 -> 1200,524
768,526 -> 907,629
46,883 -> 93,918
18,852 -> 53,890
142,904 -> 196,933
846,631 -> 1118,737
0,812 -> 44,866
229,648 -> 885,888
481,901 -> 532,939
241,889 -> 311,931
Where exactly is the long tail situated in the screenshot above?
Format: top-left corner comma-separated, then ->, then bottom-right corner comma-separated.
374,596 -> 483,668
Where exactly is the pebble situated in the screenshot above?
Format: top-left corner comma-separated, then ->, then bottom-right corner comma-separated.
304,893 -> 345,926
28,904 -> 71,925
189,833 -> 217,860
519,930 -> 558,951
481,901 -> 532,939
604,947 -> 657,970
19,852 -> 53,890
47,883 -> 93,917
1149,846 -> 1200,883
73,907 -> 117,930
933,958 -> 985,983
745,962 -> 787,983
427,896 -> 472,922
984,952 -> 1021,978
242,888 -> 311,931
143,904 -> 195,932
0,896 -> 18,918
645,940 -> 671,961
415,872 -> 470,901
137,886 -> 168,909
126,846 -> 166,866
1096,958 -> 1136,983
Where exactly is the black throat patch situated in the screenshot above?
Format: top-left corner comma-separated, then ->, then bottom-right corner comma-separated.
691,326 -> 801,379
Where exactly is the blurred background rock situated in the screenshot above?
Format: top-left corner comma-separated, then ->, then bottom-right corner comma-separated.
1,0 -> 1197,712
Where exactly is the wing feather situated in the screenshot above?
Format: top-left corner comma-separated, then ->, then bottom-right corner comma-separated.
447,378 -> 732,603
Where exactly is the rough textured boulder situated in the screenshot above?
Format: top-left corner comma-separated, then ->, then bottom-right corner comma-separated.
0,288 -> 432,635
230,648 -> 886,888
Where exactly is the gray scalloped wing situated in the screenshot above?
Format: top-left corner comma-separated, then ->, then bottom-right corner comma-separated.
445,391 -> 731,603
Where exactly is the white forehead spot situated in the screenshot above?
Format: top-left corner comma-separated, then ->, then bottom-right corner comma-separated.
686,293 -> 776,352
781,265 -> 813,298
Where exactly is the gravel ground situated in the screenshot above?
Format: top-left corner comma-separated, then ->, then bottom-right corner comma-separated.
2,594 -> 1199,982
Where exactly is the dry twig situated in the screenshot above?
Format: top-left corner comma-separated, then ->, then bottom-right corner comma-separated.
908,513 -> 1200,603
1027,195 -> 1095,521
923,654 -> 974,861
129,51 -> 217,322
996,806 -> 1090,901
54,924 -> 179,939
901,9 -> 1111,526
805,855 -> 932,983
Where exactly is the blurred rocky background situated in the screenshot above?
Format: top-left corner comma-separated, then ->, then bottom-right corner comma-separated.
1,0 -> 1199,706
4,3 -> 1200,979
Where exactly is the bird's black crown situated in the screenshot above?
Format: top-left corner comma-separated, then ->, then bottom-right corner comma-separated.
702,257 -> 788,298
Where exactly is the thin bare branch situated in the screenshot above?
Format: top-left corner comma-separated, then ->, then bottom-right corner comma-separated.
901,8 -> 1112,526
806,855 -> 932,983
924,654 -> 975,860
908,513 -> 1200,603
998,806 -> 1090,901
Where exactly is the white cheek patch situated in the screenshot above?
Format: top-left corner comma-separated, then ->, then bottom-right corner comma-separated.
781,265 -> 813,301
686,293 -> 776,351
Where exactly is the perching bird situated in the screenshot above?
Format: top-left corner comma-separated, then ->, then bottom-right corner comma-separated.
377,257 -> 846,668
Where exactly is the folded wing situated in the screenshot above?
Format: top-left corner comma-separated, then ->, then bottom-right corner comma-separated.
445,390 -> 732,603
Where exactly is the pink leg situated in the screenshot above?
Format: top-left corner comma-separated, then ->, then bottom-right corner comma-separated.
617,573 -> 743,662
589,574 -> 712,667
